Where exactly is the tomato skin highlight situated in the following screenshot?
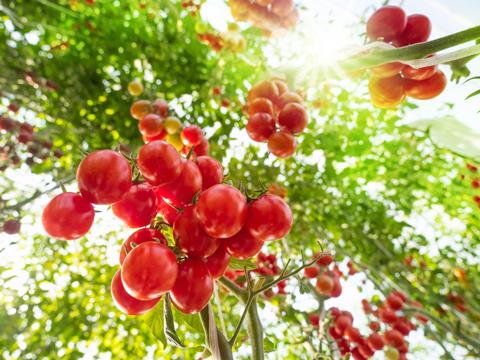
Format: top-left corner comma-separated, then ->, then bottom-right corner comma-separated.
119,228 -> 166,264
247,113 -> 276,142
368,75 -> 405,109
42,192 -> 95,240
196,156 -> 224,190
111,270 -> 160,315
155,193 -> 180,225
121,242 -> 178,300
366,6 -> 407,42
404,71 -> 446,100
224,227 -> 264,259
137,141 -> 182,186
205,245 -> 231,279
112,183 -> 157,228
394,14 -> 431,47
170,258 -> 214,314
77,150 -> 132,205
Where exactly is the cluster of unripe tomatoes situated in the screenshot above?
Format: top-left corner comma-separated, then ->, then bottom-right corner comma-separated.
366,5 -> 446,108
245,78 -> 308,158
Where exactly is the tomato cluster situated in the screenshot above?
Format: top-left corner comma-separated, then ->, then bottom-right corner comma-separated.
461,163 -> 480,208
196,23 -> 246,53
230,0 -> 298,36
303,253 -> 343,298
245,78 -> 308,158
181,0 -> 202,17
366,6 -> 446,108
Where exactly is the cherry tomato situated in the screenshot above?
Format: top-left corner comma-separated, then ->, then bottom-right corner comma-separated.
272,79 -> 288,96
121,242 -> 178,300
130,99 -> 152,120
371,62 -> 405,78
155,159 -> 202,206
143,129 -> 167,144
404,71 -> 446,100
308,313 -> 320,327
248,80 -> 279,104
248,98 -> 274,116
119,228 -> 166,264
366,6 -> 407,42
155,193 -> 180,225
367,333 -> 385,350
316,274 -> 334,294
42,192 -> 94,240
277,92 -> 303,109
267,130 -> 296,158
170,258 -> 214,314
330,275 -> 342,297
77,150 -> 132,204
271,0 -> 294,17
246,113 -> 276,142
304,266 -> 319,279
205,245 -> 230,279
277,103 -> 308,134
394,14 -> 431,47
152,98 -> 169,118
224,227 -> 264,259
384,329 -> 405,349
182,138 -> 210,157
137,141 -> 182,186
112,183 -> 157,228
368,75 -> 405,109
139,114 -> 164,137
196,184 -> 247,238
402,64 -> 437,80
3,219 -> 21,234
181,125 -> 204,147
196,156 -> 224,190
163,116 -> 182,134
111,270 -> 160,315
344,326 -> 363,343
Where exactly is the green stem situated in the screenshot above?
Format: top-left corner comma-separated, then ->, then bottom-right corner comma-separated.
199,305 -> 234,360
246,298 -> 264,360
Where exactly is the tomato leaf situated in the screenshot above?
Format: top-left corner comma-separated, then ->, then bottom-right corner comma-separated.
163,294 -> 186,348
229,257 -> 257,270
143,297 -> 167,348
264,337 -> 275,353
466,88 -> 480,100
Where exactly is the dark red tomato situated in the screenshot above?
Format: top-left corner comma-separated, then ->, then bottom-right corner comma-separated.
308,313 -> 320,327
139,114 -> 164,137
121,242 -> 178,300
277,92 -> 303,109
196,156 -> 224,190
404,71 -> 446,100
152,98 -> 169,118
366,6 -> 407,41
119,228 -> 166,265
367,333 -> 385,350
18,130 -> 33,144
181,125 -> 204,147
247,80 -> 279,104
137,141 -> 182,186
111,270 -> 160,315
402,64 -> 437,80
394,14 -> 431,47
277,103 -> 308,134
3,219 -> 20,234
170,258 -> 214,314
387,294 -> 404,310
368,75 -> 405,109
77,150 -> 132,204
143,129 -> 167,144
267,131 -> 296,158
0,116 -> 15,131
173,206 -> 220,258
246,113 -> 276,142
112,183 -> 157,228
245,194 -> 292,241
155,193 -> 180,225
371,62 -> 405,78
224,227 -> 264,259
155,159 -> 202,207
42,192 -> 95,240
205,245 -> 230,279
330,275 -> 342,298
384,329 -> 405,349
196,184 -> 248,238
248,98 -> 274,116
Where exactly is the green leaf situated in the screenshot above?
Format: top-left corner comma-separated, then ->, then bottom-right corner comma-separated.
264,337 -> 275,353
464,76 -> 480,83
465,88 -> 480,100
229,257 -> 257,270
164,295 -> 186,348
143,297 -> 167,348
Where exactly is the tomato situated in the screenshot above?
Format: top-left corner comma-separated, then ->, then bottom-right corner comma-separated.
163,116 -> 182,134
155,193 -> 180,225
166,133 -> 183,151
379,306 -> 398,324
272,79 -> 288,96
197,156 -> 224,190
277,92 -> 303,109
246,113 -> 276,142
384,330 -> 405,349
3,219 -> 21,234
267,130 -> 296,158
316,254 -> 333,266
344,326 -> 362,343
128,80 -> 144,97
386,294 -> 404,310
111,270 -> 159,315
155,159 -> 202,206
248,98 -> 274,116
42,192 -> 94,240
304,266 -> 319,279
335,315 -> 352,334
138,114 -> 164,137
121,242 -> 178,300
152,98 -> 169,118
224,227 -> 264,259
371,62 -> 405,78
196,184 -> 247,238
368,75 -> 405,109
119,228 -> 166,264
143,129 -> 167,144
358,342 -> 374,358
271,0 -> 293,17
77,150 -> 132,204
367,333 -> 385,350
170,258 -> 214,314
112,184 -> 157,227
0,116 -> 15,131
245,194 -> 292,241
137,141 -> 182,186
181,125 -> 204,147
130,99 -> 152,120
404,71 -> 446,100
248,80 -> 279,104
182,138 -> 210,157
394,14 -> 431,47
316,274 -> 334,294
366,6 -> 407,42
308,313 -> 320,327
256,0 -> 274,6
205,245 -> 230,279
277,103 -> 308,134
330,275 -> 342,297
402,64 -> 437,80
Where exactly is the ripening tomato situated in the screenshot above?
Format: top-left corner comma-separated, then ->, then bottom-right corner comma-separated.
367,333 -> 385,350
246,113 -> 276,142
366,6 -> 407,42
402,64 -> 437,80
248,80 -> 279,104
181,125 -> 204,147
394,14 -> 431,47
384,330 -> 405,349
196,156 -> 224,190
267,130 -> 296,158
277,92 -> 303,109
404,71 -> 446,100
245,194 -> 292,241
112,184 -> 157,228
224,227 -> 264,259
77,150 -> 132,204
205,245 -> 230,279
271,0 -> 294,17
368,75 -> 405,109
137,141 -> 182,186
155,193 -> 180,225
119,228 -> 166,264
196,184 -> 247,238
111,270 -> 160,315
121,242 -> 178,300
139,114 -> 164,137
277,103 -> 308,134
316,274 -> 334,294
371,62 -> 405,78
170,258 -> 214,314
130,99 -> 152,120
152,98 -> 169,118
42,192 -> 95,240
248,98 -> 274,116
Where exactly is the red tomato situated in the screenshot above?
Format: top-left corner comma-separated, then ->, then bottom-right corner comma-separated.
112,183 -> 157,228
152,98 -> 169,118
344,326 -> 362,343
111,270 -> 160,315
182,138 -> 210,157
317,254 -> 333,266
351,347 -> 366,360
358,343 -> 374,358
271,0 -> 293,17
248,80 -> 279,104
155,159 -> 202,206
196,156 -> 224,190
181,125 -> 204,146
119,228 -> 166,264
384,329 -> 405,349
3,219 -> 20,234
139,114 -> 164,137
173,206 -> 220,258
379,306 -> 398,324
404,71 -> 446,100
196,184 -> 247,238
248,98 -> 274,116
316,274 -> 334,294
155,193 -> 180,225
245,194 -> 292,241
277,92 -> 303,109
130,99 -> 152,120
267,130 -> 296,158
304,266 -> 319,279
143,129 -> 167,144
371,62 -> 405,78
308,313 -> 320,327
77,150 -> 132,204
386,294 -> 404,310
137,141 -> 182,186
272,79 -> 288,96
205,245 -> 231,279
368,75 -> 405,109
224,227 -> 264,259
330,275 -> 342,297
277,103 -> 308,134
335,315 -> 352,334
367,333 -> 385,350
402,64 -> 437,80
366,6 -> 407,42
42,192 -> 94,240
394,14 -> 431,47
246,113 -> 276,142
121,242 -> 178,300
170,258 -> 214,314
